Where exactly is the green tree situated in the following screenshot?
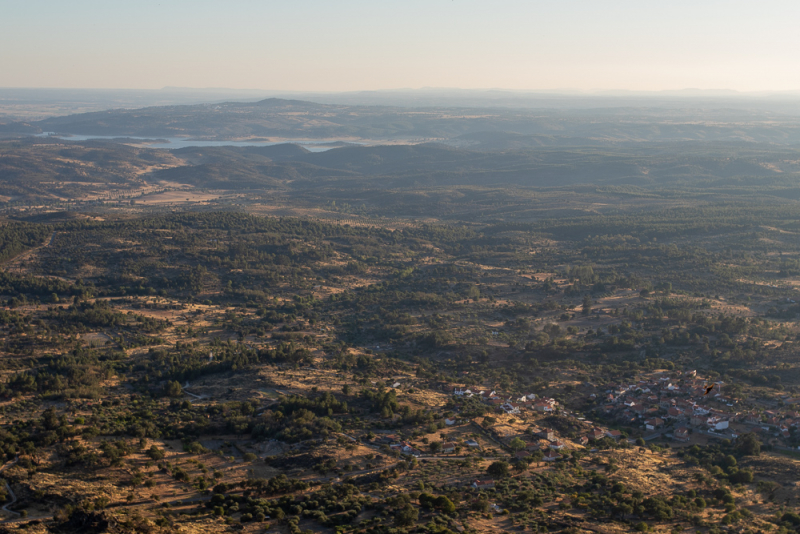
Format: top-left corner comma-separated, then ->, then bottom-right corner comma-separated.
509,437 -> 526,451
736,433 -> 760,456
146,445 -> 164,461
582,295 -> 593,316
487,461 -> 510,478
730,468 -> 753,484
165,380 -> 183,397
395,504 -> 419,526
434,495 -> 456,513
467,285 -> 480,300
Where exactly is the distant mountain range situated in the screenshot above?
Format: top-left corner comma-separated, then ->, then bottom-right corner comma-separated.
2,97 -> 797,147
2,94 -> 800,204
5,135 -> 798,203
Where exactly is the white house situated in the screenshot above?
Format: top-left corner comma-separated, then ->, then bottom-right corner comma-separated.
543,450 -> 561,462
707,417 -> 729,431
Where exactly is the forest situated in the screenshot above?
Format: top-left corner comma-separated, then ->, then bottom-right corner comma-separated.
2,96 -> 800,533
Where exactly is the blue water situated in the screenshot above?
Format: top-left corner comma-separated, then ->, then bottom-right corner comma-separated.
34,133 -> 353,152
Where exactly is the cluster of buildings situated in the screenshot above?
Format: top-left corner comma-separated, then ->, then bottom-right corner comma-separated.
596,373 -> 736,441
375,433 -> 481,457
575,426 -> 622,446
738,404 -> 800,443
386,440 -> 423,456
446,372 -> 800,494
451,370 -> 800,467
592,371 -> 800,446
587,371 -> 800,448
453,387 -> 560,415
453,386 -> 624,455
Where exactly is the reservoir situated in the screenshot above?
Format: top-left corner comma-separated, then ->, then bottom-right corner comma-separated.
33,133 -> 355,152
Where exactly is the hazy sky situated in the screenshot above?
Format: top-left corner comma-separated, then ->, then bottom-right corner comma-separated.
2,0 -> 800,92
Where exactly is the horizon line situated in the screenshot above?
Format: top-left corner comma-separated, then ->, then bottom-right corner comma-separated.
3,86 -> 800,97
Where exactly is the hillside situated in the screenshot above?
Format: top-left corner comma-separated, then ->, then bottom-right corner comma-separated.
0,209 -> 797,533
17,98 -> 800,146
3,99 -> 800,533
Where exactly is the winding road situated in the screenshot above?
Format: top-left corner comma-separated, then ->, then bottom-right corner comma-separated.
0,458 -> 20,519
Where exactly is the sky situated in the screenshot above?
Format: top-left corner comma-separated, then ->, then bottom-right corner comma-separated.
2,0 -> 800,93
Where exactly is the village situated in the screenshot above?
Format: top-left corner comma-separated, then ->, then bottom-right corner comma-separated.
354,368 -> 800,490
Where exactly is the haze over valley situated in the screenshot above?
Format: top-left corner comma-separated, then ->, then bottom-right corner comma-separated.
5,2 -> 800,533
